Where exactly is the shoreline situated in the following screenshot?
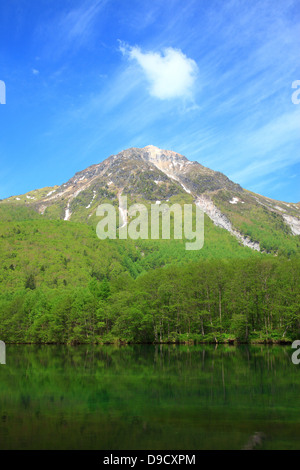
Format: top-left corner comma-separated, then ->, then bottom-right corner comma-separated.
3,340 -> 293,345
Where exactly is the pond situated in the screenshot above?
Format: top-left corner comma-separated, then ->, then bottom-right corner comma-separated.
0,344 -> 299,450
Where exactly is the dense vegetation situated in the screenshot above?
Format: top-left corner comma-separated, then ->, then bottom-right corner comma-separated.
0,204 -> 299,344
212,190 -> 300,256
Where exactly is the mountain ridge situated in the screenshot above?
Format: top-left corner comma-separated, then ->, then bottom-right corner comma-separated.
1,145 -> 300,254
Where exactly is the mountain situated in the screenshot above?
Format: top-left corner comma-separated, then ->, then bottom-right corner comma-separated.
1,145 -> 300,255
1,146 -> 299,345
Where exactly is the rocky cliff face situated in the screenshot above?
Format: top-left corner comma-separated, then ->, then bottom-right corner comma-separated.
141,145 -> 242,195
2,145 -> 299,252
195,194 -> 260,251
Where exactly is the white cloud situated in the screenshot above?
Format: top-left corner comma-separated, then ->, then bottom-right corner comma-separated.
120,43 -> 198,100
32,69 -> 39,75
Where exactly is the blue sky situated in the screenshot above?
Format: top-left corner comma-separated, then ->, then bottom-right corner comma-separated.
0,0 -> 299,202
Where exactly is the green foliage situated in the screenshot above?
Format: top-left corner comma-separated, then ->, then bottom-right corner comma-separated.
0,204 -> 41,221
212,191 -> 300,257
25,274 -> 36,290
0,204 -> 299,344
0,254 -> 299,344
230,314 -> 248,341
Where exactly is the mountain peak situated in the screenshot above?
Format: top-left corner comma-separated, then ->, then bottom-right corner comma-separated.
141,145 -> 189,172
143,144 -> 186,159
1,144 -> 300,252
143,145 -> 160,150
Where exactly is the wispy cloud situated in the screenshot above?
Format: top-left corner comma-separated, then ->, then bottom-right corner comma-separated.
120,43 -> 198,101
226,109 -> 300,188
36,0 -> 107,59
58,0 -> 105,44
2,0 -> 299,202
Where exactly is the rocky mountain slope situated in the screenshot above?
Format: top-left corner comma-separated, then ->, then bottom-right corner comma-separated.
1,145 -> 300,254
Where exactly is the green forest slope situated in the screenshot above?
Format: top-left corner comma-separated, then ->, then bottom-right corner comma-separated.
0,203 -> 299,344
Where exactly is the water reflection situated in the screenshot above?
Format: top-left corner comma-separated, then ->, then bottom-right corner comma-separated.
0,344 -> 299,449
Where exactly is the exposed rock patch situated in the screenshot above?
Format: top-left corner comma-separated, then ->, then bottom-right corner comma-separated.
196,195 -> 260,251
283,214 -> 300,235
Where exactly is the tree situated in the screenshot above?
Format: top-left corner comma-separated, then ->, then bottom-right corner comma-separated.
25,274 -> 36,290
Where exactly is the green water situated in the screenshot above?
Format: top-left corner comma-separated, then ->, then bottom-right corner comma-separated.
0,344 -> 299,450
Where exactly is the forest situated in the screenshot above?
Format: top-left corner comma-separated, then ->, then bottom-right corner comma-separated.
0,206 -> 299,344
0,256 -> 299,344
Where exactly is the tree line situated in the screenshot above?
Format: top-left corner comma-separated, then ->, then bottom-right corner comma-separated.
0,257 -> 299,344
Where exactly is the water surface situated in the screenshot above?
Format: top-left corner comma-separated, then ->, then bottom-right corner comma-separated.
0,344 -> 299,449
